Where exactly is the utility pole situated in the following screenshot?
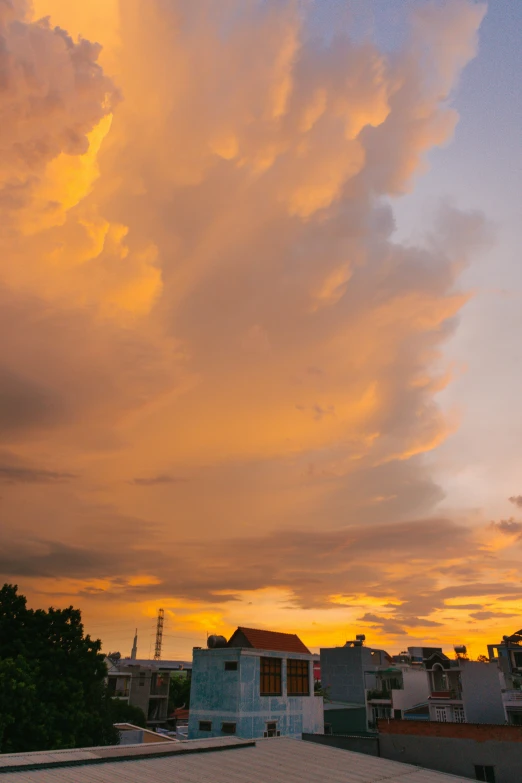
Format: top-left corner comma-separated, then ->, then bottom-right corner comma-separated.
154,608 -> 164,661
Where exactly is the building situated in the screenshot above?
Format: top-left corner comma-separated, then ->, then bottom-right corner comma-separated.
106,657 -> 191,728
188,626 -> 324,740
0,734 -> 477,783
323,702 -> 368,735
424,649 -> 505,725
488,628 -> 522,725
322,639 -> 506,730
379,718 -> 522,783
320,638 -> 430,731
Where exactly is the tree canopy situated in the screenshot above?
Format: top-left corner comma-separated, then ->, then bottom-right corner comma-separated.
168,673 -> 191,714
0,584 -> 118,753
108,699 -> 147,728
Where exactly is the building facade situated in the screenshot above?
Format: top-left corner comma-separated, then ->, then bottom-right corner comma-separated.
321,641 -> 431,731
188,627 -> 324,740
488,629 -> 522,726
322,639 -> 507,730
425,651 -> 505,725
106,658 -> 190,727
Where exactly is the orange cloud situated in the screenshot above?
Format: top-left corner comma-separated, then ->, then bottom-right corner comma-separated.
1,0 -> 507,662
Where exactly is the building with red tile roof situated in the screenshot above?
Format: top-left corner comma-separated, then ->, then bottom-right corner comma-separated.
188,627 -> 322,740
227,627 -> 311,654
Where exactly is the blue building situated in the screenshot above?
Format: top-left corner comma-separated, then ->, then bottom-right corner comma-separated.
188,627 -> 324,740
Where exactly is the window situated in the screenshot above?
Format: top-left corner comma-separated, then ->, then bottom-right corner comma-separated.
513,651 -> 522,668
453,706 -> 465,723
221,722 -> 236,734
260,657 -> 282,696
287,659 -> 310,696
224,661 -> 238,671
263,721 -> 280,738
394,709 -> 402,720
474,765 -> 495,782
199,721 -> 212,732
435,706 -> 447,722
138,672 -> 146,687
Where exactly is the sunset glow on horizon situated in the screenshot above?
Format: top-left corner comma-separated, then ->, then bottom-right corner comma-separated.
1,0 -> 521,662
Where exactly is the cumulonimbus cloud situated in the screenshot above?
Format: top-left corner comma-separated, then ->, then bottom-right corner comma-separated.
2,0 -> 508,654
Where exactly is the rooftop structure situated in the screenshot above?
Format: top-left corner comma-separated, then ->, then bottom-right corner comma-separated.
227,627 -> 311,654
0,736 -> 475,782
189,627 -> 322,740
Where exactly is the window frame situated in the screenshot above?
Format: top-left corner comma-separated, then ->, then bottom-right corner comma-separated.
453,705 -> 465,723
221,722 -> 236,735
264,721 -> 280,738
224,661 -> 238,671
198,721 -> 212,732
435,706 -> 448,722
474,765 -> 496,783
260,656 -> 282,696
287,658 -> 310,696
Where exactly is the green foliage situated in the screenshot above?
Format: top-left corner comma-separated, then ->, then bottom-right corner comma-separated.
168,673 -> 191,714
108,699 -> 147,728
314,680 -> 331,701
0,584 -> 119,753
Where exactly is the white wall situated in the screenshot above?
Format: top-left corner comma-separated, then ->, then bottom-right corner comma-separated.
392,668 -> 430,713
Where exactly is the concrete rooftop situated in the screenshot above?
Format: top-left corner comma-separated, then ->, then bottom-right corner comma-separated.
0,736 -> 474,782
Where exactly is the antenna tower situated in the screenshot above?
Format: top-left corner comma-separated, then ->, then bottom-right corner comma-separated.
154,608 -> 164,661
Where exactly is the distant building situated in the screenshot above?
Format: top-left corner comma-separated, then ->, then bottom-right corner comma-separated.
488,628 -> 522,725
320,638 -> 429,731
107,657 -> 191,728
321,639 -> 506,731
188,626 -> 324,740
424,648 -> 505,725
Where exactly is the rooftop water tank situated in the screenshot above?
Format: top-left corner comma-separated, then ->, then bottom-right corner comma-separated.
207,635 -> 227,649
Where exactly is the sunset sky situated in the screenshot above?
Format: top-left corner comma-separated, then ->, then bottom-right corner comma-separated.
1,0 -> 521,661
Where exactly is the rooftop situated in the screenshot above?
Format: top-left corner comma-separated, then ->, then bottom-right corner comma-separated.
0,736 -> 474,782
109,658 -> 191,670
228,626 -> 311,654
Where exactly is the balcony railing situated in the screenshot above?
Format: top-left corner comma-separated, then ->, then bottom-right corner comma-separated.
503,690 -> 522,701
367,689 -> 392,701
430,689 -> 462,700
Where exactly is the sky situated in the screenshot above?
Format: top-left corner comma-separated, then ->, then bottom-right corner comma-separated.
1,0 -> 521,661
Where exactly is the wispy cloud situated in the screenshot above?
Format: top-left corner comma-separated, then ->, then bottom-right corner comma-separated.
129,475 -> 188,486
0,466 -> 77,484
491,518 -> 522,535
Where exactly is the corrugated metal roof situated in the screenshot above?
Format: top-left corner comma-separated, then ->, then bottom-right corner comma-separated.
0,737 -> 473,782
229,627 -> 310,654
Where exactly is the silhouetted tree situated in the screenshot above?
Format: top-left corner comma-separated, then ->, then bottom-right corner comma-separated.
108,699 -> 147,728
0,584 -> 118,753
